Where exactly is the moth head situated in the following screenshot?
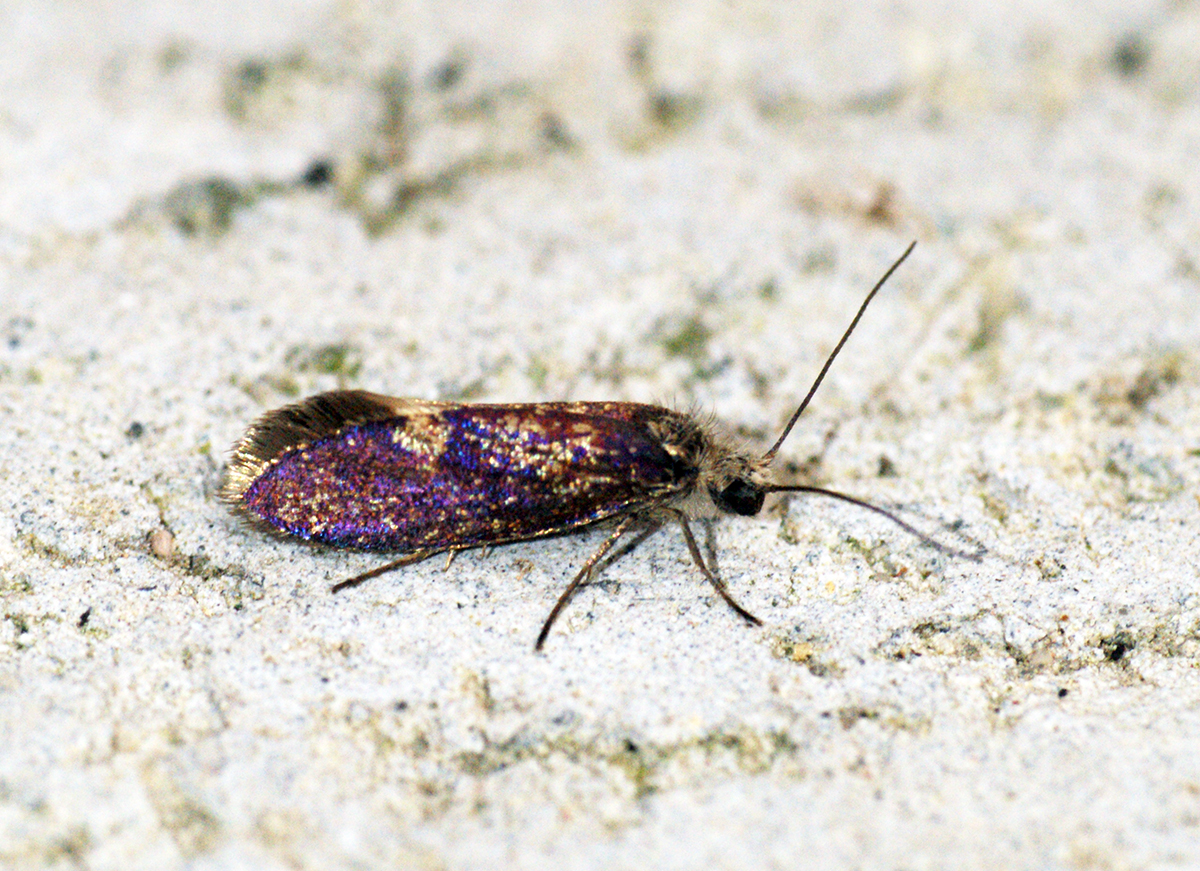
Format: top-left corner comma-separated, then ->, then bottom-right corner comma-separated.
708,477 -> 766,516
702,450 -> 772,517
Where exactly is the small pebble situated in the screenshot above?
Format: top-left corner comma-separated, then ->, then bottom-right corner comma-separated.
149,528 -> 175,559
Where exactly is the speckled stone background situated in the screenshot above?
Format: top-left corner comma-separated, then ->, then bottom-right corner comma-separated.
3,2 -> 1199,869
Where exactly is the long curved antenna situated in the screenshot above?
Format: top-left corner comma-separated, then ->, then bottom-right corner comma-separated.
767,484 -> 985,561
764,241 -> 916,462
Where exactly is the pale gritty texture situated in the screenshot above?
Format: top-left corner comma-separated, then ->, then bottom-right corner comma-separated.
3,3 -> 1200,870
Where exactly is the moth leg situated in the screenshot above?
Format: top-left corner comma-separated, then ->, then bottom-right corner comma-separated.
536,515 -> 637,651
331,549 -> 444,593
596,522 -> 663,574
700,517 -> 720,578
443,551 -> 458,571
672,511 -> 762,628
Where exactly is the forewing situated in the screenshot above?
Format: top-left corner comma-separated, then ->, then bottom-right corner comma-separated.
231,399 -> 688,551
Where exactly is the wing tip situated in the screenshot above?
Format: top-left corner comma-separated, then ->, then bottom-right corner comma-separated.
221,390 -> 402,502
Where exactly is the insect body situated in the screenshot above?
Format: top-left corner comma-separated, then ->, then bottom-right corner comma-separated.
224,243 -> 923,648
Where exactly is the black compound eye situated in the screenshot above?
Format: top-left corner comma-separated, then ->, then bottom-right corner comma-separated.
711,479 -> 764,517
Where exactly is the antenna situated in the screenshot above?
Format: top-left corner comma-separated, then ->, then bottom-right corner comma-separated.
764,241 -> 916,462
761,484 -> 984,560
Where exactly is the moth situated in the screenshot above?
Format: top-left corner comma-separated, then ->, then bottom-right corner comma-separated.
224,242 -> 933,648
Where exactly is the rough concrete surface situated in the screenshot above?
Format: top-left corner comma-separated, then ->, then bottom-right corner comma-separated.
2,2 -> 1199,869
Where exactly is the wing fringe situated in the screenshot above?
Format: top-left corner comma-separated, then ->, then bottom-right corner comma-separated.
222,390 -> 412,501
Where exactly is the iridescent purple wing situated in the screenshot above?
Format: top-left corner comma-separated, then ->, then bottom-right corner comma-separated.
224,392 -> 692,551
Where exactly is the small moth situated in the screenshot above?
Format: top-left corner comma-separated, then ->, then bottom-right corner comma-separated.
224,242 -> 929,649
